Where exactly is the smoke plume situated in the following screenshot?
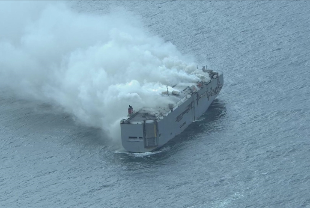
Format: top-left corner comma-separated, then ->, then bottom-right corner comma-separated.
0,1 -> 201,142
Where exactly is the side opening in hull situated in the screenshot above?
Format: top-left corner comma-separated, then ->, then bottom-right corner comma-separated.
143,120 -> 158,148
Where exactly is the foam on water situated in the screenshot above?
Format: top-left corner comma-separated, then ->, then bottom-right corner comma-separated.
115,146 -> 171,157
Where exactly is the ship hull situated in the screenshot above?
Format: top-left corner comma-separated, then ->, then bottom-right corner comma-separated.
121,73 -> 223,152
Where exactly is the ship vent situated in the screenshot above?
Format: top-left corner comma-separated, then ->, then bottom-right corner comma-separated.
172,90 -> 180,96
129,136 -> 143,140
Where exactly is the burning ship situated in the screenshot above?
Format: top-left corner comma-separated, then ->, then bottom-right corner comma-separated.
120,66 -> 223,152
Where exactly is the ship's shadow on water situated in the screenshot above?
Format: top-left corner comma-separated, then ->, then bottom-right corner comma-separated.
114,99 -> 227,164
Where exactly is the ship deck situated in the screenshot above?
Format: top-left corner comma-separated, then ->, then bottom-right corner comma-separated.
126,70 -> 215,123
127,85 -> 196,122
129,111 -> 158,122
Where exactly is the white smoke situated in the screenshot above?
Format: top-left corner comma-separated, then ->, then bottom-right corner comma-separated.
0,1 -> 201,142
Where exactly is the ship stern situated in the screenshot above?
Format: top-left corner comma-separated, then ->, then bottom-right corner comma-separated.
120,119 -> 159,152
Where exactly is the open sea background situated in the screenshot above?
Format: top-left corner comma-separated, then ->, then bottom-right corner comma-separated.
1,1 -> 310,207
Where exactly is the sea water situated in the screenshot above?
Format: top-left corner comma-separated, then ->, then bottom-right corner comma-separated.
1,1 -> 310,207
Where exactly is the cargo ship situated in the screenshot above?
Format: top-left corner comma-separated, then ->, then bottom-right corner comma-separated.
120,66 -> 223,152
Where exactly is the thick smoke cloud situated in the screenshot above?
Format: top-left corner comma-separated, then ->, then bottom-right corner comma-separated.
0,1 -> 201,142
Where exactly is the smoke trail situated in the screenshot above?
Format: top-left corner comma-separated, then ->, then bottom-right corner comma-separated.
0,1 -> 201,142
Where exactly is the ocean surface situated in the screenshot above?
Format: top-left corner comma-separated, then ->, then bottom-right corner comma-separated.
1,1 -> 310,207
